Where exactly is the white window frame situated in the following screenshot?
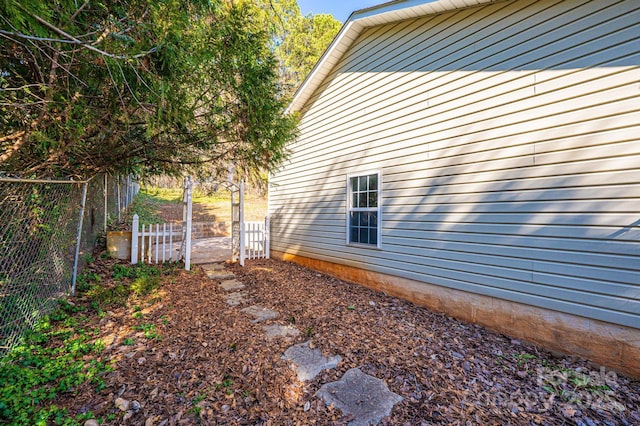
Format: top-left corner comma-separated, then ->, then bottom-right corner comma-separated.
346,170 -> 382,249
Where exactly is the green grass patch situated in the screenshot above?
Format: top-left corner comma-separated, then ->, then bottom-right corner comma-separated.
125,191 -> 167,224
133,185 -> 267,223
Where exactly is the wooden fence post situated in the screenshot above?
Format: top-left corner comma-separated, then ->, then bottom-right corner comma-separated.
265,216 -> 270,259
131,214 -> 139,264
184,176 -> 193,271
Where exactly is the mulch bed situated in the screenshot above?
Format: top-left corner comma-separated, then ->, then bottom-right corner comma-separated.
64,258 -> 639,425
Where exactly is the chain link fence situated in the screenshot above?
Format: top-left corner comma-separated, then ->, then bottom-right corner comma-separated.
0,175 -> 138,355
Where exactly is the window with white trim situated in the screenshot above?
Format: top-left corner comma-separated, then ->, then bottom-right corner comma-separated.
347,171 -> 381,247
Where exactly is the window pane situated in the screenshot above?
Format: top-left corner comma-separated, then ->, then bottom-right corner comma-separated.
369,174 -> 378,191
352,193 -> 358,208
359,176 -> 367,191
350,177 -> 358,192
350,212 -> 358,227
359,212 -> 369,227
369,228 -> 377,245
368,192 -> 377,207
370,212 -> 377,227
358,192 -> 367,208
350,226 -> 359,243
359,228 -> 369,244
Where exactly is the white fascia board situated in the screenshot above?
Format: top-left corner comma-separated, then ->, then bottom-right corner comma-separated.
286,0 -> 499,114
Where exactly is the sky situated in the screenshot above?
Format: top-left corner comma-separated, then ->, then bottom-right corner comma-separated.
297,0 -> 385,22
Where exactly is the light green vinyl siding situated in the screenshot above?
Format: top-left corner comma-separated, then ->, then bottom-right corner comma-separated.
269,0 -> 640,328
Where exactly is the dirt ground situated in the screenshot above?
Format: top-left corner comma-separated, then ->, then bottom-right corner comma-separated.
64,258 -> 639,425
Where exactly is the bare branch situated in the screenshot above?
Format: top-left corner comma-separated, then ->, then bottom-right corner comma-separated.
1,15 -> 159,60
0,131 -> 26,163
66,0 -> 89,26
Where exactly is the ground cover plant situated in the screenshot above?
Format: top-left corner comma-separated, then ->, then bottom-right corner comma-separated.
0,261 -> 173,425
0,255 -> 638,425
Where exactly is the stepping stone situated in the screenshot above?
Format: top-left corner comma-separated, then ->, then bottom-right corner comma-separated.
220,279 -> 244,291
224,292 -> 247,307
201,263 -> 225,271
241,305 -> 278,323
281,341 -> 342,382
263,324 -> 300,340
317,368 -> 403,426
203,269 -> 235,280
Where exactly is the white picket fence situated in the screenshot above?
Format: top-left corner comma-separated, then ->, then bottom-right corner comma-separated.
130,217 -> 183,265
129,176 -> 269,268
240,217 -> 269,266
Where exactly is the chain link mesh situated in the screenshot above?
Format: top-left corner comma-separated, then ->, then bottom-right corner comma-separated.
0,175 -> 137,355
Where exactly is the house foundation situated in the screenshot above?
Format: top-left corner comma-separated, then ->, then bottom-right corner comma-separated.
273,251 -> 640,379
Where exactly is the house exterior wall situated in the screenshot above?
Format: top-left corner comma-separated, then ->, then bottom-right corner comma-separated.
269,0 -> 640,373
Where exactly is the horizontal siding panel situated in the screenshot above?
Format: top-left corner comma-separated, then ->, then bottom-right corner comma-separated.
270,183 -> 640,211
383,221 -> 640,244
382,199 -> 640,214
299,84 -> 638,168
305,0 -> 551,120
384,183 -> 640,204
382,230 -> 640,260
288,97 -> 640,170
383,169 -> 640,195
384,152 -> 640,186
272,145 -> 640,194
383,241 -> 640,285
311,0 -> 635,127
380,210 -> 637,228
272,223 -> 640,267
272,138 -> 640,190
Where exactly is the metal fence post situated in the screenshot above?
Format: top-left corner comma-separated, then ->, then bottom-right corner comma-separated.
116,175 -> 122,221
71,182 -> 88,296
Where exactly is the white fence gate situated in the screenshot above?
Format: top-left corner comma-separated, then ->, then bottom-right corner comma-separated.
240,217 -> 269,266
130,177 -> 269,268
131,177 -> 193,270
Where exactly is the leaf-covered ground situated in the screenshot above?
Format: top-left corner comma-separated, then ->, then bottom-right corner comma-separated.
55,258 -> 640,425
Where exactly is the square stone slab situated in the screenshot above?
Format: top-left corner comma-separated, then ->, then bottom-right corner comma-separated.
281,341 -> 342,381
200,263 -> 225,271
318,368 -> 403,426
220,279 -> 245,291
204,269 -> 236,280
224,292 -> 247,307
240,305 -> 278,323
263,324 -> 300,340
